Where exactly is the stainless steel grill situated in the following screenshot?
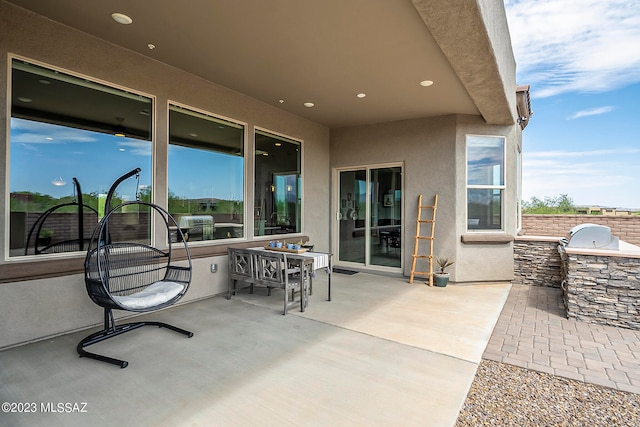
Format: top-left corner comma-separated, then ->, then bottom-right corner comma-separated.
562,223 -> 619,250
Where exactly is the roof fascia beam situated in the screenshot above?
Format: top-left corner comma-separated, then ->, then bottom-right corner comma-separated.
411,0 -> 517,125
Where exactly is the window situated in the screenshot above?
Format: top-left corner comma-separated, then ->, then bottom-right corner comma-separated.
466,135 -> 505,230
9,58 -> 152,257
254,130 -> 301,236
168,104 -> 245,242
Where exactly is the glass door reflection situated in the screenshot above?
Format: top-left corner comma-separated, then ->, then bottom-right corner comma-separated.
338,169 -> 366,264
369,167 -> 402,268
337,165 -> 402,269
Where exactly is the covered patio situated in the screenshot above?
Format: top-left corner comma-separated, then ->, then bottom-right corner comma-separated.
1,273 -> 510,426
1,2 -> 526,424
1,0 -> 525,354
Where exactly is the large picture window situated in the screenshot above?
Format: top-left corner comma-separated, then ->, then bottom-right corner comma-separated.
9,58 -> 152,258
467,135 -> 505,230
254,130 -> 301,236
168,104 -> 245,242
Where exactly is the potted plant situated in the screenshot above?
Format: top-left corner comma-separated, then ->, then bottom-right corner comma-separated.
434,256 -> 454,287
39,228 -> 54,246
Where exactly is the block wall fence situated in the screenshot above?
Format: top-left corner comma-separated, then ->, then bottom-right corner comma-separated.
520,214 -> 640,246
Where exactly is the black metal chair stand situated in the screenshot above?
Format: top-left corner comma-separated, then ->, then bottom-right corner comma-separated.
77,307 -> 193,368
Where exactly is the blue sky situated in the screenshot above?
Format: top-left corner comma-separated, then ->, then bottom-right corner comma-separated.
10,118 -> 244,201
10,118 -> 150,200
504,0 -> 640,209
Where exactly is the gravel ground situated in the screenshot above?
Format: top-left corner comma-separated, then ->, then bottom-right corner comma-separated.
456,359 -> 640,426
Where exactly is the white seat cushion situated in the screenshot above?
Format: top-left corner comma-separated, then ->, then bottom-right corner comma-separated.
112,281 -> 184,310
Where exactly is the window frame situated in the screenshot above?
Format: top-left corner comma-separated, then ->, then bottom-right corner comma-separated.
3,55 -> 310,270
253,127 -> 304,238
6,55 -> 155,261
167,101 -> 248,246
465,134 -> 506,232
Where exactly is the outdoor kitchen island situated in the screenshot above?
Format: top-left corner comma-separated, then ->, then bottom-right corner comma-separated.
558,224 -> 640,330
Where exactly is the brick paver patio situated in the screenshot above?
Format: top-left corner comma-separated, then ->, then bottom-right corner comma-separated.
483,283 -> 640,394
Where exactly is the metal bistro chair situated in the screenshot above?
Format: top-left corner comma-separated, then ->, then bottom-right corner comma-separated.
255,251 -> 312,315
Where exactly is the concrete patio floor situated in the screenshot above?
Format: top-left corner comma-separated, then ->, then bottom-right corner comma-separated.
0,272 -> 510,427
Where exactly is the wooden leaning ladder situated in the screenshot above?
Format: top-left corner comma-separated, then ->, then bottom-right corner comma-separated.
409,194 -> 438,285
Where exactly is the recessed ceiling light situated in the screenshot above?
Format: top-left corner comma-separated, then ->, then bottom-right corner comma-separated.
278,99 -> 285,104
39,79 -> 51,85
356,93 -> 366,98
147,43 -> 155,50
17,97 -> 32,103
275,142 -> 282,147
419,80 -> 434,87
189,133 -> 198,137
112,13 -> 133,25
303,102 -> 315,108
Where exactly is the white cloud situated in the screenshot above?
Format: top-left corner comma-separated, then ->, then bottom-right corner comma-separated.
527,148 -> 640,159
10,118 -> 98,144
522,149 -> 640,207
567,106 -> 614,120
505,0 -> 640,98
116,140 -> 152,156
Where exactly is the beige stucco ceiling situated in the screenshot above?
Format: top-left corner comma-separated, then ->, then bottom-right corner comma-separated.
6,0 -> 497,128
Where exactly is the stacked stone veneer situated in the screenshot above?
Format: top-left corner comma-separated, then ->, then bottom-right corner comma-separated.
559,249 -> 640,330
521,214 -> 640,246
515,235 -> 640,330
513,236 -> 562,288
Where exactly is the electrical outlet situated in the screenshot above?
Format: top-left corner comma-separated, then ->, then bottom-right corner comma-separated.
210,263 -> 218,273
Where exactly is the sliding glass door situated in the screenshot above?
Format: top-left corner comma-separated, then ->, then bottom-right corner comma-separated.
336,164 -> 402,270
338,169 -> 367,264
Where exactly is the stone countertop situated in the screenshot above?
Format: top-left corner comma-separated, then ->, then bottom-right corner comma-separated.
563,240 -> 640,258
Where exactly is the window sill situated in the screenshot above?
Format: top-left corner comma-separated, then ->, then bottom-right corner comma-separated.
0,236 -> 309,283
461,233 -> 514,245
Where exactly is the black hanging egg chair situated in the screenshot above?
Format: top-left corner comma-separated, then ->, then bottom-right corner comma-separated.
78,168 -> 193,368
24,177 -> 97,255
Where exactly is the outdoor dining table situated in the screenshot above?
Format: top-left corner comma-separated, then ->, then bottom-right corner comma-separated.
248,247 -> 333,301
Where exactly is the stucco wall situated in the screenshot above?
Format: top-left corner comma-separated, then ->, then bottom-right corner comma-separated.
331,115 -> 457,278
521,214 -> 640,246
0,3 -> 329,349
454,115 -> 519,282
411,0 -> 516,125
330,114 -> 520,282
